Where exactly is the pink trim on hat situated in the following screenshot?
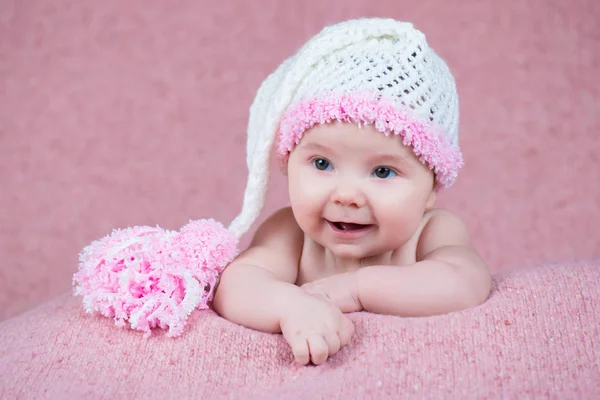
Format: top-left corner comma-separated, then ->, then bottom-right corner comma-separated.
276,93 -> 463,188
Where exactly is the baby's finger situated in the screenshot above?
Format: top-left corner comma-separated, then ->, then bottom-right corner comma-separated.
324,330 -> 341,355
287,335 -> 310,365
307,334 -> 329,365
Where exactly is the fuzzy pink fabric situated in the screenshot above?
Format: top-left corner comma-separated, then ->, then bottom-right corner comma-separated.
1,261 -> 598,399
277,94 -> 463,189
73,219 -> 239,338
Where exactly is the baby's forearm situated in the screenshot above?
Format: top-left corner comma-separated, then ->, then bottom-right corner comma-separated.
212,263 -> 304,333
356,260 -> 491,317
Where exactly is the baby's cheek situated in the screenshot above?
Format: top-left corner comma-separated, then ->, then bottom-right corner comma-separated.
288,197 -> 317,228
382,208 -> 423,239
293,182 -> 325,206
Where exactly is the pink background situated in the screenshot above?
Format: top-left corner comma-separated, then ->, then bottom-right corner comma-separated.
1,0 -> 598,321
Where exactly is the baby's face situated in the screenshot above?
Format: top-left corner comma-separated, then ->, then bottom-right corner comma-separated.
287,122 -> 436,260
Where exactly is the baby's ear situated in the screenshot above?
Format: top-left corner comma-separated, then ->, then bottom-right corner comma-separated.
426,181 -> 437,209
279,161 -> 289,176
426,191 -> 437,209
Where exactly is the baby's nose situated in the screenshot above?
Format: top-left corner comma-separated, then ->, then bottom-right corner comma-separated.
330,181 -> 367,208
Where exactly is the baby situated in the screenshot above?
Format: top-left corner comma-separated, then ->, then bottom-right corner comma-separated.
212,18 -> 491,365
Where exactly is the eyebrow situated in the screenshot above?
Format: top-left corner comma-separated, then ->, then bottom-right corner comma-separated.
367,153 -> 412,166
297,142 -> 334,153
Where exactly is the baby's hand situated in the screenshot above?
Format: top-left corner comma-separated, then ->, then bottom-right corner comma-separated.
301,272 -> 363,313
280,292 -> 354,365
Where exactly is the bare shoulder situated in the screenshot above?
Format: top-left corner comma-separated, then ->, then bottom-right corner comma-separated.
416,208 -> 476,262
417,208 -> 491,293
230,206 -> 304,283
250,206 -> 303,245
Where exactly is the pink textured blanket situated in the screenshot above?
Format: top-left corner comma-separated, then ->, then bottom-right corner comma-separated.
1,261 -> 599,399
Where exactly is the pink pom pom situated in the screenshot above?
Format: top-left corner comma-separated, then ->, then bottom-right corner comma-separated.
72,219 -> 239,338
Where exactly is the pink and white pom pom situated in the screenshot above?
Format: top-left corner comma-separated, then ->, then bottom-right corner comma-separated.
72,219 -> 239,338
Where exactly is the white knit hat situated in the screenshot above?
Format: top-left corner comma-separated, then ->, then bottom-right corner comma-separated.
228,17 -> 462,240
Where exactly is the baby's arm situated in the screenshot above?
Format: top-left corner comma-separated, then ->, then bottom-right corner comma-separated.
212,207 -> 304,333
356,210 -> 492,316
213,207 -> 354,365
213,208 -> 354,364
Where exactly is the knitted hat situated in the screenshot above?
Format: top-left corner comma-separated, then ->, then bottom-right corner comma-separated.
228,17 -> 462,241
73,18 -> 463,337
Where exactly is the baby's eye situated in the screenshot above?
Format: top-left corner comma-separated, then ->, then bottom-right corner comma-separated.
373,167 -> 397,179
312,158 -> 332,171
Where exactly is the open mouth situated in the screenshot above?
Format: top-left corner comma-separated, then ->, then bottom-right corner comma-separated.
326,220 -> 373,232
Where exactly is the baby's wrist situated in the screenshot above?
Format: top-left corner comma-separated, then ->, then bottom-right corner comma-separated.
272,281 -> 307,325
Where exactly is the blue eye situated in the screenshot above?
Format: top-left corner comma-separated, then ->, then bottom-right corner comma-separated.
312,158 -> 332,171
373,167 -> 396,179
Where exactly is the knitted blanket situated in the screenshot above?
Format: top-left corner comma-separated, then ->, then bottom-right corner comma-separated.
1,261 -> 598,399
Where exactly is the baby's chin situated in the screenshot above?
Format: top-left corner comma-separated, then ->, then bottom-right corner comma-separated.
322,242 -> 398,263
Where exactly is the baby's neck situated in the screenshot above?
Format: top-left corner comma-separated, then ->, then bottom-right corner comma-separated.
322,247 -> 394,274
